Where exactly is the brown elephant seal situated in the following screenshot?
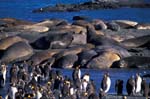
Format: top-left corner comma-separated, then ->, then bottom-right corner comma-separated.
55,44 -> 95,60
86,51 -> 120,69
113,20 -> 138,29
28,49 -> 60,66
87,25 -> 121,47
121,35 -> 150,48
91,19 -> 107,30
53,54 -> 78,69
34,19 -> 68,28
136,23 -> 150,30
0,18 -> 34,27
111,56 -> 150,68
8,25 -> 49,33
77,50 -> 97,67
50,25 -> 87,34
72,20 -> 91,28
0,36 -> 27,50
1,41 -> 33,63
106,21 -> 120,31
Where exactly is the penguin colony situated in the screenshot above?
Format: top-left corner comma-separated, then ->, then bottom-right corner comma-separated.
0,63 -> 149,99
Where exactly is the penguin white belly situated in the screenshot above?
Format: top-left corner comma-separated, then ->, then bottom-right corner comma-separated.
36,91 -> 42,99
136,77 -> 142,93
10,87 -> 18,99
83,75 -> 90,82
104,77 -> 111,93
2,69 -> 6,85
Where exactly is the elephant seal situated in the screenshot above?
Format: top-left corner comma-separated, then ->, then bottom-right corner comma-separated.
1,41 -> 33,63
77,50 -> 97,67
106,21 -> 120,31
86,51 -> 120,69
0,18 -> 34,27
136,23 -> 150,30
72,20 -> 91,28
50,25 -> 87,34
121,35 -> 150,48
113,20 -> 138,29
0,36 -> 27,50
53,54 -> 78,69
28,49 -> 59,66
111,56 -> 150,68
87,25 -> 122,47
30,33 -> 73,49
46,33 -> 73,49
55,44 -> 94,60
34,19 -> 67,28
30,36 -> 50,50
91,19 -> 107,30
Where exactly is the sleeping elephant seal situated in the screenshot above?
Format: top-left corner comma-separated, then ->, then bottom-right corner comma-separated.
111,56 -> 150,68
91,19 -> 107,30
87,25 -> 123,48
0,18 -> 34,27
46,33 -> 73,49
86,51 -> 120,69
1,41 -> 33,64
113,20 -> 138,29
121,35 -> 150,48
77,50 -> 97,67
0,36 -> 27,50
136,23 -> 150,30
53,54 -> 78,69
28,49 -> 60,66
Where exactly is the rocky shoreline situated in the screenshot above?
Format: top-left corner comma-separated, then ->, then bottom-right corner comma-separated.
32,1 -> 150,13
0,17 -> 150,69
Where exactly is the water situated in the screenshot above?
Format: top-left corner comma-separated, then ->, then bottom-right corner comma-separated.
0,0 -> 150,22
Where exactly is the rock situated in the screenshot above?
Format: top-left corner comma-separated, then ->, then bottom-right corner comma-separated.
1,41 -> 33,63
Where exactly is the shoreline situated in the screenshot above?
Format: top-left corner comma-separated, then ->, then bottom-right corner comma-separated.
32,1 -> 150,13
